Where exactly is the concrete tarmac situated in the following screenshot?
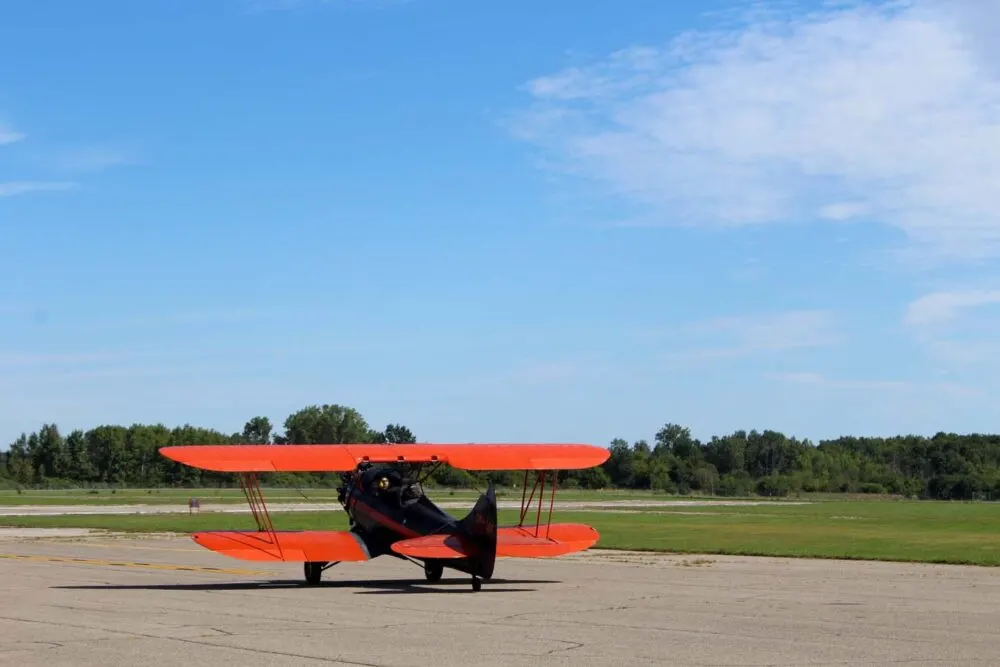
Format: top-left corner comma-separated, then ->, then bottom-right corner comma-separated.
1,529 -> 998,666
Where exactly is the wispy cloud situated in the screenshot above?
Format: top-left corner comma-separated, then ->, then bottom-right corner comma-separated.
72,308 -> 266,331
52,146 -> 133,172
5,308 -> 269,338
511,0 -> 1000,261
767,371 -> 909,391
650,309 -> 842,362
0,181 -> 77,197
904,288 -> 1000,364
0,121 -> 25,146
0,352 -> 127,368
1,117 -> 133,200
766,371 -> 979,398
905,289 -> 1000,326
922,339 -> 1000,365
243,0 -> 413,12
504,359 -> 619,384
5,365 -> 235,386
691,309 -> 840,357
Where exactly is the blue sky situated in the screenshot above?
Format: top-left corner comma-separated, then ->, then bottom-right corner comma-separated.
3,0 -> 1000,447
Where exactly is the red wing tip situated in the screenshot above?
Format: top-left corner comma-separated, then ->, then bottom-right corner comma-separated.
495,523 -> 600,558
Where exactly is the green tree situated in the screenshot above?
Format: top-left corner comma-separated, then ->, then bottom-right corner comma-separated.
28,424 -> 70,481
602,438 -> 636,487
85,425 -> 130,484
65,429 -> 95,482
242,416 -> 273,444
283,404 -> 372,444
6,434 -> 32,484
370,423 -> 417,444
654,423 -> 699,460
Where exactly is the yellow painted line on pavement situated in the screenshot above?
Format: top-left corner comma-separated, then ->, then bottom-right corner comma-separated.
0,553 -> 273,576
37,541 -> 202,554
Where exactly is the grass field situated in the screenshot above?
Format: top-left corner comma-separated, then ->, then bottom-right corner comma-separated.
3,496 -> 998,567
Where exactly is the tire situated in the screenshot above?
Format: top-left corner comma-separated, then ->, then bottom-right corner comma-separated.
304,561 -> 323,586
424,561 -> 443,582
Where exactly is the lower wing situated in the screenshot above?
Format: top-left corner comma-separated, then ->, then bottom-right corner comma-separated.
390,523 -> 600,559
191,530 -> 371,562
192,523 -> 600,562
495,523 -> 600,558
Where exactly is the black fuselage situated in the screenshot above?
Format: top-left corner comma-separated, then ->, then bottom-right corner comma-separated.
335,463 -> 497,580
337,464 -> 458,556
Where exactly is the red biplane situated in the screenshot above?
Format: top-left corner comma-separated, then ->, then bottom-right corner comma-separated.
158,443 -> 610,591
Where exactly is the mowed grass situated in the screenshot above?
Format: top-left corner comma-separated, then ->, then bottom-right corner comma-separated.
0,488 -> 343,505
3,498 -> 998,567
585,501 -> 1000,566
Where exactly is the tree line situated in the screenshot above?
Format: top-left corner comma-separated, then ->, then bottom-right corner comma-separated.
2,403 -> 999,500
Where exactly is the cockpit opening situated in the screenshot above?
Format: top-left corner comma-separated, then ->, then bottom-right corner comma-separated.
359,464 -> 426,507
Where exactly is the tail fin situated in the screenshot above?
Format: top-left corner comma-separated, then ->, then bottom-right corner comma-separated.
459,482 -> 497,580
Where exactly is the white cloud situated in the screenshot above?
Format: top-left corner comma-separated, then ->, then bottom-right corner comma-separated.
0,352 -> 125,368
512,0 -> 1000,260
768,371 -> 909,391
904,289 -> 1000,325
242,0 -> 412,11
0,181 -> 77,197
922,339 -> 1000,364
904,288 -> 1000,365
0,121 -> 124,198
947,0 -> 1000,74
693,309 -> 840,349
82,308 -> 264,329
766,370 -> 978,397
504,359 -> 620,384
0,121 -> 24,146
658,309 -> 842,360
819,201 -> 871,221
52,147 -> 132,172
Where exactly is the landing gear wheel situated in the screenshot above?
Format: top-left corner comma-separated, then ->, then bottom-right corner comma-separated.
304,561 -> 324,586
471,576 -> 482,592
424,562 -> 443,582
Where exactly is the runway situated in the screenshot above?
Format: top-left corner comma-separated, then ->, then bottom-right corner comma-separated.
1,528 -> 998,666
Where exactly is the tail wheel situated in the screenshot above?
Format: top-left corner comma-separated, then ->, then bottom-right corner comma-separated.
304,561 -> 324,586
471,577 -> 482,592
424,561 -> 443,582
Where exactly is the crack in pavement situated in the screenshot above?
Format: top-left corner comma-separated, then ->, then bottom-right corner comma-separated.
540,638 -> 586,656
494,603 -> 631,623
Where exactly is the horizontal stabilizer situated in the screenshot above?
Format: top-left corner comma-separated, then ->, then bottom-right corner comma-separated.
192,530 -> 370,562
496,523 -> 600,558
390,534 -> 473,559
159,443 -> 609,473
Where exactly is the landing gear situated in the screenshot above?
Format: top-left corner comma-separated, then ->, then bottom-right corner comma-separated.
304,561 -> 338,585
471,576 -> 482,592
304,561 -> 324,585
424,561 -> 443,582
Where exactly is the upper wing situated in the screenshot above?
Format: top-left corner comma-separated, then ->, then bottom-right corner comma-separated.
158,443 -> 609,472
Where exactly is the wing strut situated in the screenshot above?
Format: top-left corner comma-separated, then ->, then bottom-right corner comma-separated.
517,470 -> 559,538
237,472 -> 284,560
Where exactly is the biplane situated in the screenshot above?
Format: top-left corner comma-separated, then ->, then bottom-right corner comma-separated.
158,443 -> 610,591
